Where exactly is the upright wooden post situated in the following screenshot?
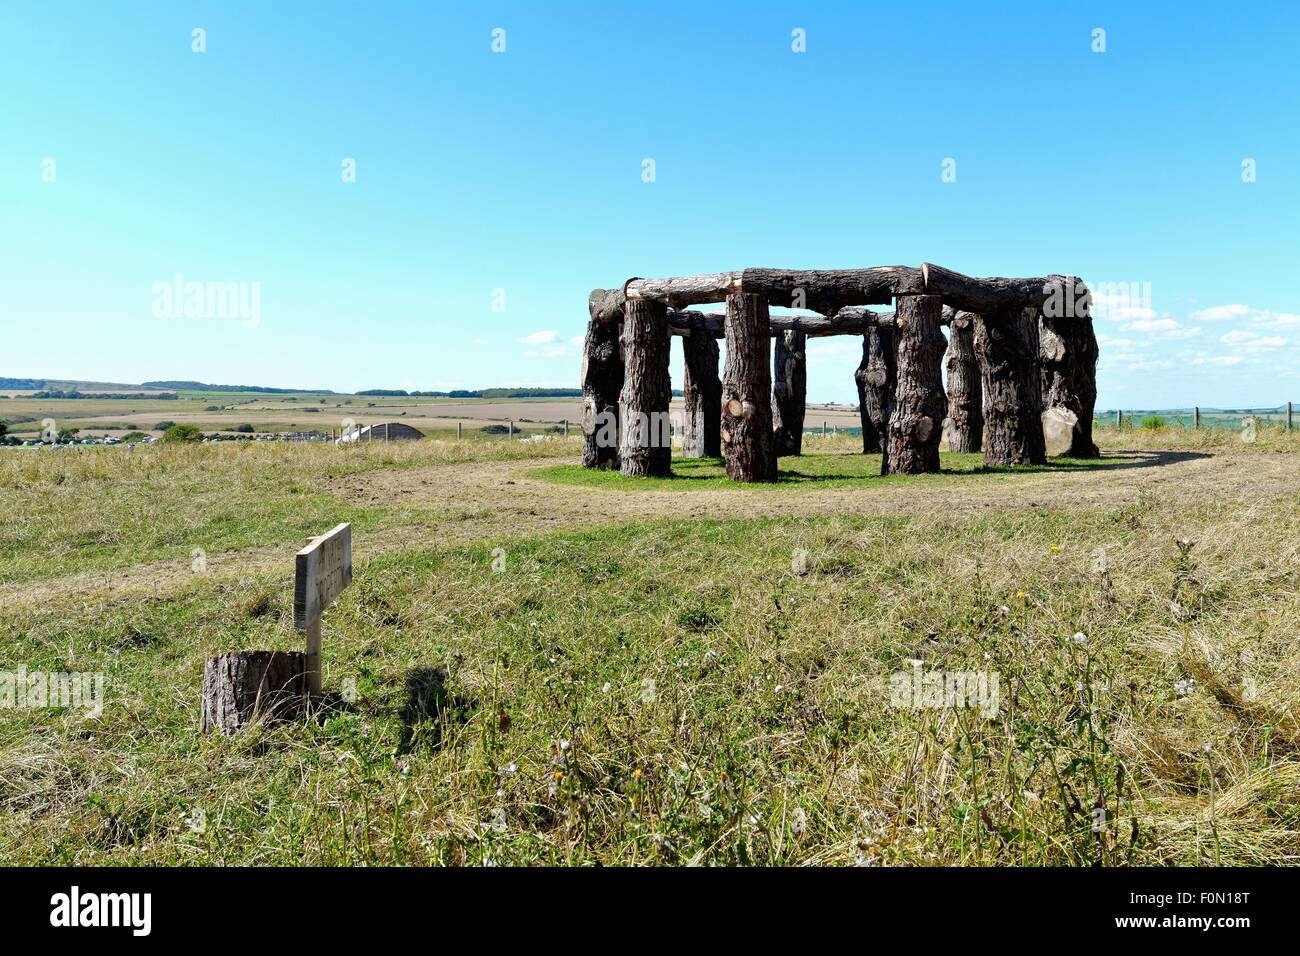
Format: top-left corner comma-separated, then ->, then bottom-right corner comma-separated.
457,421 -> 463,440
856,323 -> 896,454
619,299 -> 672,477
384,423 -> 390,443
681,329 -> 722,457
1116,409 -> 1122,428
772,330 -> 807,456
882,295 -> 946,475
508,420 -> 513,438
293,523 -> 352,696
563,419 -> 569,437
721,293 -> 777,482
1038,283 -> 1100,457
943,311 -> 982,453
581,311 -> 624,469
1288,401 -> 1293,431
974,306 -> 1047,467
1193,406 -> 1200,430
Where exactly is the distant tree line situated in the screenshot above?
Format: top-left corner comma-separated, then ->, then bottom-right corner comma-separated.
32,390 -> 179,400
356,387 -> 583,398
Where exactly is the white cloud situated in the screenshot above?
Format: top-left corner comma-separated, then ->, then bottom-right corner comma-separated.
1189,304 -> 1252,322
1219,330 -> 1256,344
518,329 -> 559,345
1119,317 -> 1201,340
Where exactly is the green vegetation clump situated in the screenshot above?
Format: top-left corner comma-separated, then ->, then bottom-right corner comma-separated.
153,421 -> 176,431
1141,415 -> 1165,431
228,423 -> 255,433
161,423 -> 203,443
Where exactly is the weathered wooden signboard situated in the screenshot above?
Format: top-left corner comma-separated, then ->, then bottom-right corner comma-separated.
294,523 -> 352,694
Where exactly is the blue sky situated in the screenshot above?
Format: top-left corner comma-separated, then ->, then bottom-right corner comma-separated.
2,1 -> 1297,407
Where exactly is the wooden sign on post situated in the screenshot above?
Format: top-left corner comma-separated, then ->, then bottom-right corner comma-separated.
294,523 -> 352,695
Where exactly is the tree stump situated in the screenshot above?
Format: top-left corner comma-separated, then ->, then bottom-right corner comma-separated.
1038,285 -> 1100,458
974,306 -> 1047,467
618,299 -> 672,477
855,323 -> 896,454
201,650 -> 306,735
581,312 -> 624,469
772,330 -> 807,456
943,310 -> 983,453
883,295 -> 946,475
681,329 -> 721,458
721,293 -> 777,482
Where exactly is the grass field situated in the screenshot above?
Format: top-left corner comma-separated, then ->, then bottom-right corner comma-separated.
2,425 -> 1298,865
0,388 -> 864,439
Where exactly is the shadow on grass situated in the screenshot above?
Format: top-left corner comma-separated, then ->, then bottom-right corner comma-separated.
398,666 -> 477,754
533,449 -> 1212,491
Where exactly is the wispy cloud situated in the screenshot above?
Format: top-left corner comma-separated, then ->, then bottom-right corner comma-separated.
518,329 -> 559,345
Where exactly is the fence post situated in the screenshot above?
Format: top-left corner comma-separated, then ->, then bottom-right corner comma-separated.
384,423 -> 390,443
823,421 -> 827,437
1115,410 -> 1122,428
1288,401 -> 1294,431
563,419 -> 568,437
508,420 -> 513,439
457,421 -> 462,440
1193,406 -> 1200,430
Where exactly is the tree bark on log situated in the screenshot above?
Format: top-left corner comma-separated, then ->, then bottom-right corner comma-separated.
855,323 -> 896,454
618,299 -> 672,477
201,650 -> 306,735
1038,289 -> 1100,458
721,293 -> 777,482
974,306 -> 1047,467
883,295 -> 946,475
681,330 -> 721,458
772,331 -> 807,456
581,314 -> 624,469
922,263 -> 1078,314
739,266 -> 924,313
943,310 -> 983,453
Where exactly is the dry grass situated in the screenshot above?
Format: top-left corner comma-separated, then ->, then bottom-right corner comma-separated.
1,427 -> 1298,864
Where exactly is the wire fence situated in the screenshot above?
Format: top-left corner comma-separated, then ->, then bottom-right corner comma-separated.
1096,404 -> 1296,430
804,403 -> 1299,439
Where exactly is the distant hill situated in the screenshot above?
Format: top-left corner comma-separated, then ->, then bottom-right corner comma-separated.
2,376 -> 175,393
143,381 -> 335,394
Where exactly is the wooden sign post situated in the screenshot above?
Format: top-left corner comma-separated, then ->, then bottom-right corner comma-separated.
294,523 -> 352,695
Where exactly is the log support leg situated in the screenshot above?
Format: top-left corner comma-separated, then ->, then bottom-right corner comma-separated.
581,317 -> 623,468
619,299 -> 672,477
1038,288 -> 1100,458
681,329 -> 721,458
944,310 -> 983,453
721,293 -> 777,482
772,330 -> 807,456
975,306 -> 1047,467
883,295 -> 947,475
856,323 -> 896,454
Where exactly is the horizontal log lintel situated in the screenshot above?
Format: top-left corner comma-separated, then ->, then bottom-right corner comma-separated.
921,263 -> 1088,314
597,265 -> 1087,324
668,306 -> 904,338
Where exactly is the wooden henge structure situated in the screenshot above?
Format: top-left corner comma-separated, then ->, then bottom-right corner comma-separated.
581,264 -> 1100,482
